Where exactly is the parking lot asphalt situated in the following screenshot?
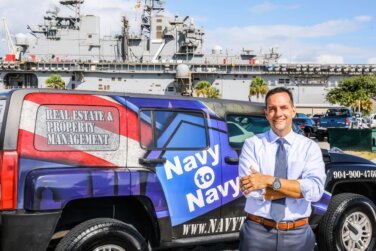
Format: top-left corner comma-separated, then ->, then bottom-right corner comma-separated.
316,140 -> 330,150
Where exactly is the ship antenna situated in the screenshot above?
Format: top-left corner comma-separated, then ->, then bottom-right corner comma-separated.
59,0 -> 84,29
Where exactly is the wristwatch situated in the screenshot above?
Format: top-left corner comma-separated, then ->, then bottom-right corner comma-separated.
272,177 -> 282,191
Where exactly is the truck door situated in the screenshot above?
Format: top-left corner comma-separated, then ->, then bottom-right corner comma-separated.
125,96 -> 223,238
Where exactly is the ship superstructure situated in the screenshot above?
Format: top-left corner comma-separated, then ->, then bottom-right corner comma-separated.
1,0 -> 376,111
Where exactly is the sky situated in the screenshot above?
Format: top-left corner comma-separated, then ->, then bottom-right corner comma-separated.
1,0 -> 376,64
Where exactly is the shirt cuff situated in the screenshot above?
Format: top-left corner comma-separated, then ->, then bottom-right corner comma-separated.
298,179 -> 312,201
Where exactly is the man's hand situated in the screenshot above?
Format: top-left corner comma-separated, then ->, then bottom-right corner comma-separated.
263,187 -> 286,200
240,166 -> 273,195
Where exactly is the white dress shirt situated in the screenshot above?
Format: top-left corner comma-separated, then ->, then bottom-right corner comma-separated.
238,129 -> 326,221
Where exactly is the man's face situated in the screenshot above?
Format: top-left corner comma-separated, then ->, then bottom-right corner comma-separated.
265,92 -> 296,137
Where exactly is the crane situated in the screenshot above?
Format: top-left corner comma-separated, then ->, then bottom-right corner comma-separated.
1,17 -> 16,56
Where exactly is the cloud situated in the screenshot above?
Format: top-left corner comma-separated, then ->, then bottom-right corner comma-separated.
82,0 -> 138,35
204,16 -> 373,64
205,16 -> 370,50
250,2 -> 299,13
368,58 -> 376,64
0,0 -> 137,37
250,2 -> 278,13
316,54 -> 344,64
355,16 -> 373,22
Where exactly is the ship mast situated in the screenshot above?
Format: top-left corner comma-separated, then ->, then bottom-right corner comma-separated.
59,0 -> 84,30
141,0 -> 165,39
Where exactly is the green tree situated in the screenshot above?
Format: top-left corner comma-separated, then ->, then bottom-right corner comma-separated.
205,86 -> 220,99
326,75 -> 376,114
249,76 -> 268,101
45,74 -> 65,89
194,81 -> 220,99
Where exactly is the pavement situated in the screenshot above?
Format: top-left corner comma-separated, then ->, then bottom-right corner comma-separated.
316,140 -> 330,150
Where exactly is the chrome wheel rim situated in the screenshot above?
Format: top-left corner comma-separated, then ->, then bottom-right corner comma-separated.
93,244 -> 126,251
341,211 -> 372,251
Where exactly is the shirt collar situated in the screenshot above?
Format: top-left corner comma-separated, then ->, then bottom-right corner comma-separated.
268,128 -> 296,145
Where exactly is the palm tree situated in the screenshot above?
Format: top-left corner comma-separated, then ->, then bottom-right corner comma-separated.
45,74 -> 65,89
249,76 -> 268,101
194,81 -> 211,97
205,86 -> 221,99
351,99 -> 373,115
194,81 -> 220,99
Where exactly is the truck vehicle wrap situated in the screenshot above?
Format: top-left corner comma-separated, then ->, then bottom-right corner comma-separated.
0,89 -> 374,251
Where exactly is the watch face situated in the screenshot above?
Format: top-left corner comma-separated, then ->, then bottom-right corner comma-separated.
273,178 -> 281,190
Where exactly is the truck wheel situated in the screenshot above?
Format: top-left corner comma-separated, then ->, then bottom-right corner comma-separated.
317,193 -> 376,251
316,132 -> 325,141
55,218 -> 149,251
305,128 -> 312,138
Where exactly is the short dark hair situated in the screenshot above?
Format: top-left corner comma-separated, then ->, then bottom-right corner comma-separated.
265,87 -> 294,106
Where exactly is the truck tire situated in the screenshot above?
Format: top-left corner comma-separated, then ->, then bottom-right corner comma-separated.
304,128 -> 312,138
316,193 -> 376,251
316,131 -> 325,141
55,218 -> 149,251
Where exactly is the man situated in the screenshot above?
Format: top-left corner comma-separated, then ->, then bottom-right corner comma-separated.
238,87 -> 326,251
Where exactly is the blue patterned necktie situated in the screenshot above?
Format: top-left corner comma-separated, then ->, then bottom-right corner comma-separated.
270,138 -> 287,222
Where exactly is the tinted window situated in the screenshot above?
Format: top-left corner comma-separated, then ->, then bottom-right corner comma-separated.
140,110 -> 208,149
228,123 -> 244,135
226,114 -> 270,148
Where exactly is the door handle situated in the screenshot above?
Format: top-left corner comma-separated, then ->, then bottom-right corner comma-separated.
139,158 -> 166,165
224,156 -> 239,164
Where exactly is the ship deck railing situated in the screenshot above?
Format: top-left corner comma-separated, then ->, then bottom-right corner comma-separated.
1,60 -> 376,76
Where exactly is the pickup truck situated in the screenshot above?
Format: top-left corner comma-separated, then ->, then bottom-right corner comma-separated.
316,107 -> 353,141
0,89 -> 375,251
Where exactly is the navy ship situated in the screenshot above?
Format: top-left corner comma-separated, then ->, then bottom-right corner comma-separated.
1,0 -> 375,113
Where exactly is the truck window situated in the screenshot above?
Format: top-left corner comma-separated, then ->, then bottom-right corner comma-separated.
139,110 -> 208,150
226,114 -> 270,149
326,108 -> 351,117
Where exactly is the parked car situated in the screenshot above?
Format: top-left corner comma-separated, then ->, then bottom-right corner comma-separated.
295,113 -> 308,118
311,114 -> 324,126
316,107 -> 353,141
292,120 -> 305,136
0,89 -> 376,251
293,118 -> 318,137
369,114 -> 376,128
353,117 -> 370,129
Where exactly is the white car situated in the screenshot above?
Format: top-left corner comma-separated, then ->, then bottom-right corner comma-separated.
370,114 -> 376,128
227,121 -> 254,147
